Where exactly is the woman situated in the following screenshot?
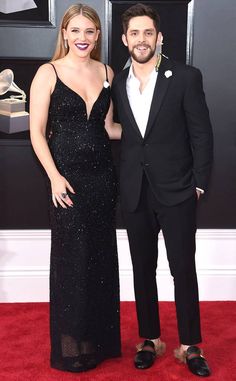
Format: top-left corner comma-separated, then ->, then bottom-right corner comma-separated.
30,3 -> 121,373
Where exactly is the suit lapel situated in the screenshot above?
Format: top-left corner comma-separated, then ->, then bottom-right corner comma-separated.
144,56 -> 173,139
118,69 -> 143,139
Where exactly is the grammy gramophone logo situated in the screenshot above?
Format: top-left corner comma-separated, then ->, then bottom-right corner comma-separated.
0,0 -> 37,14
0,69 -> 29,134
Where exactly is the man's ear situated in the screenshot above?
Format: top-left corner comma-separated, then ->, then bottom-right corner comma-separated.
122,34 -> 128,47
156,31 -> 163,47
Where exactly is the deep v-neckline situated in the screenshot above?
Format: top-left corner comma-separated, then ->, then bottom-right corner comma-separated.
57,77 -> 106,121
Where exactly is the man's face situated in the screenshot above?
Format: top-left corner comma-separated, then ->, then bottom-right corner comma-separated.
122,16 -> 160,64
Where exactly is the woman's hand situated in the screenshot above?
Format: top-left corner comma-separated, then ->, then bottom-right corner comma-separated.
51,175 -> 75,208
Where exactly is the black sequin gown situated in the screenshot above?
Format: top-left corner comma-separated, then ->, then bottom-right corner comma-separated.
47,64 -> 121,372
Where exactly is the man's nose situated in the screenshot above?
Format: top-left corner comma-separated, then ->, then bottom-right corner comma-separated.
138,33 -> 146,43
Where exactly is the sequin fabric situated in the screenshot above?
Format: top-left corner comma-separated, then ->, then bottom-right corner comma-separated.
47,65 -> 121,371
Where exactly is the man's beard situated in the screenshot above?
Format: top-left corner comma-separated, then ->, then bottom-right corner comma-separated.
129,43 -> 156,64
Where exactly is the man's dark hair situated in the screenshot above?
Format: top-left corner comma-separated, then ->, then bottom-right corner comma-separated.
121,3 -> 160,35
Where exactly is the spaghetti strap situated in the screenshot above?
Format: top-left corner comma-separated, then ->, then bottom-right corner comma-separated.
49,62 -> 58,78
104,64 -> 109,82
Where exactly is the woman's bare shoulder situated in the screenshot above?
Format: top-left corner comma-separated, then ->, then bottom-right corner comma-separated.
92,60 -> 114,81
31,62 -> 57,92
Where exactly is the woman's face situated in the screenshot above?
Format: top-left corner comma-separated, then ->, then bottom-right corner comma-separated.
63,14 -> 100,58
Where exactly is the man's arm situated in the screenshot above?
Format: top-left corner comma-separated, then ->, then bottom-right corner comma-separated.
184,67 -> 213,191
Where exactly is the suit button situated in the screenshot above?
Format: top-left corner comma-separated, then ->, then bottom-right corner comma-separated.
144,163 -> 149,166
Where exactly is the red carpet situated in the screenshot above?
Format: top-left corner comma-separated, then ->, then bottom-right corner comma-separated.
0,302 -> 235,381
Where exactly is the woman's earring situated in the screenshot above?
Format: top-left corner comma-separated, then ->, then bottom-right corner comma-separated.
94,40 -> 97,50
64,39 -> 68,49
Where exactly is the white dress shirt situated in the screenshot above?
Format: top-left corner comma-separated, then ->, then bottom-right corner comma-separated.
126,64 -> 158,137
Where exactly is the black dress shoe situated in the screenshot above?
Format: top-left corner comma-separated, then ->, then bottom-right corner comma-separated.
134,339 -> 156,369
186,346 -> 211,377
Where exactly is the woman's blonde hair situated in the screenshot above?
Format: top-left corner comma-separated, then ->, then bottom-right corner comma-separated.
52,3 -> 101,61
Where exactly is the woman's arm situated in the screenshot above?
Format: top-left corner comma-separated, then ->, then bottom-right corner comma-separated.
30,64 -> 74,208
104,65 -> 122,140
104,100 -> 122,140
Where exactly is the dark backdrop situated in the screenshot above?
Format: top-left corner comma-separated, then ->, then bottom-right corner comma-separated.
108,0 -> 190,72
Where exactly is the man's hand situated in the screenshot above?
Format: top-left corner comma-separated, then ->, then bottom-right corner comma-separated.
196,189 -> 201,200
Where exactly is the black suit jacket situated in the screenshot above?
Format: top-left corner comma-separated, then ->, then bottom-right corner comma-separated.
112,56 -> 213,212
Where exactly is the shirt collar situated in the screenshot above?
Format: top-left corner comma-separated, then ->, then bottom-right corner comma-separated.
128,64 -> 136,80
128,63 -> 158,81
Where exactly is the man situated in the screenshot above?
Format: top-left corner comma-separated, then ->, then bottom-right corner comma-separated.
112,3 -> 213,377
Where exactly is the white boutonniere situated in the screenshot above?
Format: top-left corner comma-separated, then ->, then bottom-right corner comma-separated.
164,70 -> 172,78
103,80 -> 110,88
